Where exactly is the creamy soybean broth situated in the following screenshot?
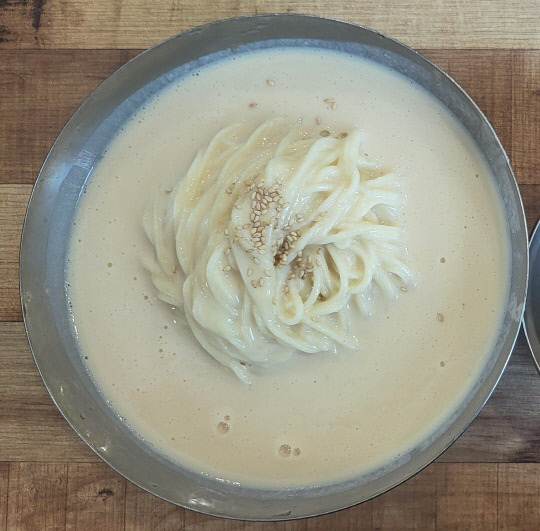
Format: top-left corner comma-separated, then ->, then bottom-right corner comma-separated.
67,47 -> 509,488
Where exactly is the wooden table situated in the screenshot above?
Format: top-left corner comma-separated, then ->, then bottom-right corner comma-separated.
1,1 -> 539,529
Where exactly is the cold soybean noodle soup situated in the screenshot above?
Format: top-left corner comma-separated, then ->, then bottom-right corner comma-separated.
67,47 -> 510,488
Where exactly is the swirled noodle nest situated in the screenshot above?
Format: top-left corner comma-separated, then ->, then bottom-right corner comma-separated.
143,118 -> 415,383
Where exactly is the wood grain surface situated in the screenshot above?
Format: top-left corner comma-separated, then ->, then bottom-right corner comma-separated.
1,1 -> 539,529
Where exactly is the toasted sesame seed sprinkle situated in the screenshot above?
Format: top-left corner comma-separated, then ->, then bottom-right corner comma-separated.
247,268 -> 253,277
258,278 -> 264,287
223,265 -> 231,272
251,279 -> 258,288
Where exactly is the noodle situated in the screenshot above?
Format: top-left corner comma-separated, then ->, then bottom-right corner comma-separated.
143,118 -> 415,383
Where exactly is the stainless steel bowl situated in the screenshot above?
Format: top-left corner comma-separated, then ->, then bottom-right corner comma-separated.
524,221 -> 540,374
20,14 -> 528,520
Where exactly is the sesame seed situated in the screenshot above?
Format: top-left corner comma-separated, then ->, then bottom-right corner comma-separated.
253,257 -> 260,264
251,279 -> 258,288
225,248 -> 231,255
247,268 -> 253,277
259,278 -> 264,287
223,265 -> 231,272
266,79 -> 275,86
264,268 -> 271,277
320,129 -> 330,137
284,285 -> 290,294
224,228 -> 229,236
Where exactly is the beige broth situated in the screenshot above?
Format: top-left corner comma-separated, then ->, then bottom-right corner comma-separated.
67,48 -> 510,488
